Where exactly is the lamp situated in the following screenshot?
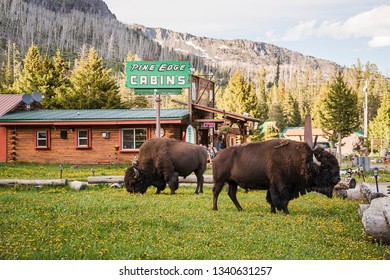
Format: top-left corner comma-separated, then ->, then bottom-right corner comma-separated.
59,164 -> 64,179
372,167 -> 379,193
102,132 -> 110,139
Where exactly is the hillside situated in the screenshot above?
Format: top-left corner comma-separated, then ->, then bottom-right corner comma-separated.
1,0 -> 338,82
136,25 -> 339,82
23,0 -> 115,18
0,0 -> 166,70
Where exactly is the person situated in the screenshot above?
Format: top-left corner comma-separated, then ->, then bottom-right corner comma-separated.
207,144 -> 215,163
220,135 -> 226,150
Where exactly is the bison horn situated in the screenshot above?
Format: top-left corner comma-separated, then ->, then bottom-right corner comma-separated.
313,154 -> 321,166
132,156 -> 139,166
133,167 -> 139,179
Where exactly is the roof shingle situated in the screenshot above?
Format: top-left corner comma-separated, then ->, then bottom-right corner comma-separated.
0,94 -> 23,116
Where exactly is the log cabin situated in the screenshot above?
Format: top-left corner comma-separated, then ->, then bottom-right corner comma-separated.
0,108 -> 188,164
0,92 -> 260,164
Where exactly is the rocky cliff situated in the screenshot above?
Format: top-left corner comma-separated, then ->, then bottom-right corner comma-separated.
135,25 -> 339,82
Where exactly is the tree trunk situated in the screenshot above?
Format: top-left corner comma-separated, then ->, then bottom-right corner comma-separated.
0,179 -> 67,186
338,132 -> 342,165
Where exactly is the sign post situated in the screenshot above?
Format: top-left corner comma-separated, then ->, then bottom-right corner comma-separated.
125,61 -> 191,138
154,89 -> 161,138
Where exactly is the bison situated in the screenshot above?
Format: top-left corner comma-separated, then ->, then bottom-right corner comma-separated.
212,139 -> 340,214
124,138 -> 208,195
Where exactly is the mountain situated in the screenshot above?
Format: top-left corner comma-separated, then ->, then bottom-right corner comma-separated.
23,0 -> 115,18
134,25 -> 339,82
1,0 -> 339,83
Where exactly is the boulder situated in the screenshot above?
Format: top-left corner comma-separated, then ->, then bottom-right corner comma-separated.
70,181 -> 87,191
110,183 -> 123,188
361,196 -> 390,245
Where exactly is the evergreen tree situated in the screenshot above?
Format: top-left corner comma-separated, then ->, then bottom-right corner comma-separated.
12,45 -> 70,108
65,48 -> 121,109
267,84 -> 286,129
283,92 -> 301,127
49,49 -> 71,109
254,66 -> 269,123
119,51 -> 148,108
369,91 -> 390,151
217,71 -> 258,118
13,44 -> 42,94
319,70 -> 359,161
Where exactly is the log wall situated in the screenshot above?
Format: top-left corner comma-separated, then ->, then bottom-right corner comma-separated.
4,124 -> 184,164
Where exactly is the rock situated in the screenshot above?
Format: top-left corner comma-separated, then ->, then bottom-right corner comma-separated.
361,196 -> 390,245
70,181 -> 87,191
347,188 -> 365,200
110,183 -> 123,188
335,188 -> 347,199
358,204 -> 370,218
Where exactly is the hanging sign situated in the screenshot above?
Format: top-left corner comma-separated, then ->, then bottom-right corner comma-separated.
185,125 -> 196,144
125,61 -> 191,94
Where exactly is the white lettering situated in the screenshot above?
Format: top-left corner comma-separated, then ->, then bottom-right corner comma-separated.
150,76 -> 158,85
129,63 -> 156,72
130,64 -> 139,71
130,76 -> 137,85
140,76 -> 148,85
178,76 -> 186,85
166,76 -> 175,85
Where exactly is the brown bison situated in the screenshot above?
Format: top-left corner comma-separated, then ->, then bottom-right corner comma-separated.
212,139 -> 340,214
124,138 -> 208,195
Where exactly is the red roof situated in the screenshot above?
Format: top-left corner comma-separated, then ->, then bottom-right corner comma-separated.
0,94 -> 23,116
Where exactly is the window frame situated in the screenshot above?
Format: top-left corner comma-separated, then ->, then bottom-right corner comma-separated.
75,129 -> 92,149
35,129 -> 51,149
120,128 -> 147,151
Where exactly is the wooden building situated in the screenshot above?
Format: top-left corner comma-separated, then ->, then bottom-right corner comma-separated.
0,82 -> 260,164
0,108 -> 188,164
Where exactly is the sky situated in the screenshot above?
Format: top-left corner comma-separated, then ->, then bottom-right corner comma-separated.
104,0 -> 390,76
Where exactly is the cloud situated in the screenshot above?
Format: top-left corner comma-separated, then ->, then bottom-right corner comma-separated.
270,5 -> 390,47
368,36 -> 390,48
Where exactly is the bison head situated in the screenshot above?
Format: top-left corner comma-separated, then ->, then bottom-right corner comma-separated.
124,166 -> 148,194
312,148 -> 341,198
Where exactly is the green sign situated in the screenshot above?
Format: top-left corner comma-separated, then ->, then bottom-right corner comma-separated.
126,61 -> 191,94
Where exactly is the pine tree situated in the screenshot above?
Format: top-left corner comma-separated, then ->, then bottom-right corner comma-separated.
119,51 -> 148,108
369,91 -> 390,150
283,92 -> 301,127
254,66 -> 269,123
48,49 -> 71,109
217,71 -> 259,118
319,70 -> 359,161
65,48 -> 121,109
13,44 -> 42,94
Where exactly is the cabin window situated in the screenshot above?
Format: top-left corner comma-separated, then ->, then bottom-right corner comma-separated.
121,128 -> 146,150
35,130 -> 50,149
76,129 -> 91,148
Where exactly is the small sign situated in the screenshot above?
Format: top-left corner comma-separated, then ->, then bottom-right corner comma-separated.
185,125 -> 196,144
126,61 -> 191,94
202,122 -> 215,128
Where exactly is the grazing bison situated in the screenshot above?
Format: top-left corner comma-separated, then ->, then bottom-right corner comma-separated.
124,138 -> 208,195
212,139 -> 340,214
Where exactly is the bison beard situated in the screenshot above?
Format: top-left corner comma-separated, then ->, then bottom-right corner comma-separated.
212,139 -> 340,214
124,138 -> 208,195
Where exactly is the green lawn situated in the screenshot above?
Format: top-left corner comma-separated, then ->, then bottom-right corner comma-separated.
0,162 -> 389,260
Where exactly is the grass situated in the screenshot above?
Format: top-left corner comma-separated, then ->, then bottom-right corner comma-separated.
0,162 -> 389,260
